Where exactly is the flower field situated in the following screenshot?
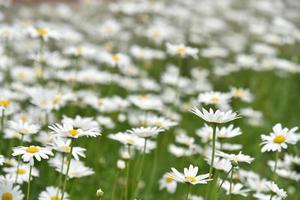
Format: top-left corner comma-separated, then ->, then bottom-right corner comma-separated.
0,0 -> 300,199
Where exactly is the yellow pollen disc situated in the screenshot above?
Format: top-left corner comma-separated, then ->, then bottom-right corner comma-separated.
51,196 -> 61,200
62,145 -> 71,152
127,139 -> 135,145
36,27 -> 48,37
16,168 -> 26,175
0,99 -> 10,108
52,96 -> 62,105
273,134 -> 286,144
138,95 -> 148,100
17,72 -> 26,80
69,129 -> 79,137
152,31 -> 161,37
185,176 -> 197,183
20,128 -> 29,134
20,115 -> 28,121
165,176 -> 174,183
112,54 -> 121,62
176,47 -> 187,55
97,99 -> 105,105
76,47 -> 83,55
210,97 -> 220,103
26,146 -> 39,153
1,192 -> 13,200
234,89 -> 244,97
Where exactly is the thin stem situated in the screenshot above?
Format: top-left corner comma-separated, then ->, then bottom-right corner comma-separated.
111,171 -> 120,200
185,184 -> 192,200
133,138 -> 148,198
269,194 -> 273,200
272,151 -> 280,181
0,109 -> 4,133
228,168 -> 234,200
209,123 -> 217,179
125,161 -> 130,200
61,139 -> 74,200
56,153 -> 65,197
218,167 -> 234,192
14,134 -> 25,185
26,165 -> 32,200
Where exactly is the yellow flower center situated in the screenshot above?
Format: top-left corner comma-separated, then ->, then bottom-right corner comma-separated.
62,145 -> 71,152
0,99 -> 10,108
152,31 -> 161,37
273,134 -> 286,144
97,98 -> 105,105
76,47 -> 83,55
16,168 -> 26,175
176,47 -> 187,55
112,54 -> 121,62
185,176 -> 197,183
69,129 -> 79,137
165,176 -> 174,183
138,95 -> 149,100
36,27 -> 48,37
234,89 -> 244,97
20,114 -> 28,121
126,139 -> 135,145
26,146 -> 39,153
1,192 -> 13,200
17,72 -> 26,80
210,97 -> 220,103
51,196 -> 61,200
20,128 -> 29,134
52,96 -> 62,105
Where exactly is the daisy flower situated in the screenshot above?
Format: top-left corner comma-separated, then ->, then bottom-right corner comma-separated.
49,117 -> 100,139
159,172 -> 177,193
198,91 -> 231,106
50,138 -> 86,160
166,43 -> 198,58
169,165 -> 211,185
216,151 -> 254,166
8,120 -> 39,135
261,123 -> 298,152
128,126 -> 164,138
38,186 -> 69,200
191,107 -> 240,124
221,181 -> 250,197
266,182 -> 287,199
12,145 -> 53,165
217,125 -> 242,139
0,180 -> 24,200
3,164 -> 39,184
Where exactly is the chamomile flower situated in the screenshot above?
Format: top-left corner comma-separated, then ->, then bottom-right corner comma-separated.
8,120 -> 39,135
166,43 -> 198,58
159,172 -> 177,193
12,145 -> 53,165
49,116 -> 100,138
198,91 -> 231,106
191,107 -> 240,124
221,181 -> 250,197
216,151 -> 254,166
217,124 -> 242,139
38,186 -> 69,200
51,138 -> 86,160
261,123 -> 297,152
0,180 -> 24,200
169,165 -> 211,185
128,126 -> 164,138
3,164 -> 39,184
230,87 -> 253,103
266,182 -> 287,199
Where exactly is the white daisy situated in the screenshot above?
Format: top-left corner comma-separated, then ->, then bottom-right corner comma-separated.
12,145 -> 53,165
168,165 -> 211,185
159,172 -> 177,193
38,186 -> 69,200
191,107 -> 240,124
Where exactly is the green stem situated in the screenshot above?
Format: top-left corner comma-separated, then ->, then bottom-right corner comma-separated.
125,160 -> 130,200
209,123 -> 217,179
56,153 -> 65,197
218,167 -> 233,192
228,168 -> 234,200
272,151 -> 279,181
26,165 -> 32,200
14,134 -> 24,185
185,184 -> 192,200
133,138 -> 148,198
0,109 -> 4,133
111,171 -> 119,200
61,139 -> 74,200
